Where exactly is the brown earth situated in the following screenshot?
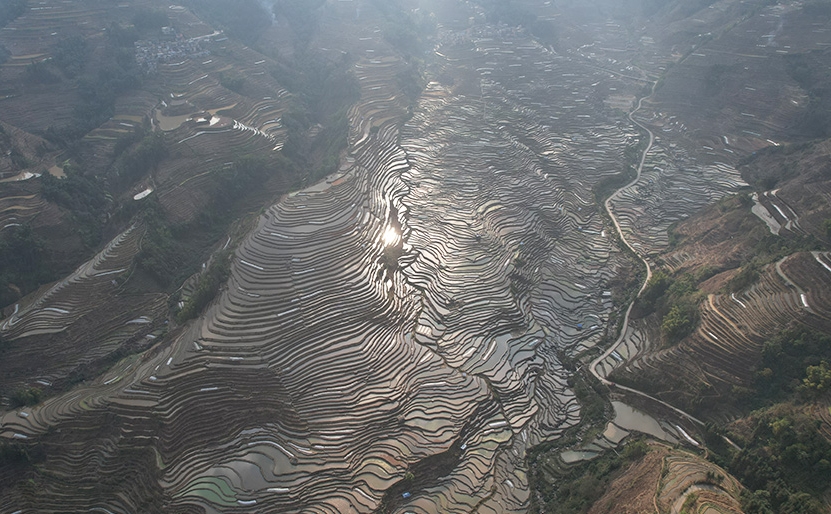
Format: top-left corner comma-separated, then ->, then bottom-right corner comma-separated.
588,442 -> 745,514
614,139 -> 831,420
587,443 -> 668,514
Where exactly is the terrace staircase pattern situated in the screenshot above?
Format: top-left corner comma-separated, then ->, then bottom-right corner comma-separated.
0,224 -> 168,395
1,0 -> 296,226
2,225 -> 141,339
600,252 -> 831,420
145,23 -> 295,225
0,188 -> 45,232
607,132 -> 747,256
0,25 -> 653,513
3,2 -> 821,512
656,451 -> 744,514
0,0 -> 116,133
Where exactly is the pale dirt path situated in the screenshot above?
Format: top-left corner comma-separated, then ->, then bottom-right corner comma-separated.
586,84 -> 741,451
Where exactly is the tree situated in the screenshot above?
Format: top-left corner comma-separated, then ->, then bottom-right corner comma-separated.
638,270 -> 670,312
51,35 -> 88,78
189,0 -> 272,47
802,361 -> 831,394
10,387 -> 43,408
274,0 -> 326,49
24,60 -> 60,84
781,492 -> 823,514
729,265 -> 759,293
219,72 -> 246,94
661,304 -> 693,343
741,490 -> 774,514
0,224 -> 53,305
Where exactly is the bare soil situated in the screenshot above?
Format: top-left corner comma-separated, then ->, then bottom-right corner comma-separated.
587,444 -> 668,514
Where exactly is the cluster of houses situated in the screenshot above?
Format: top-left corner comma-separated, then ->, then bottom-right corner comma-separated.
134,28 -> 210,73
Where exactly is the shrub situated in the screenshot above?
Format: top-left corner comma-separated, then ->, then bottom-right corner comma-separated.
10,387 -> 43,408
622,440 -> 649,461
661,303 -> 696,343
219,72 -> 246,94
729,265 -> 759,293
24,60 -> 60,84
680,493 -> 698,514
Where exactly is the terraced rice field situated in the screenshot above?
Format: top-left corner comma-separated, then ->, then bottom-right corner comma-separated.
0,189 -> 44,231
0,0 -> 297,224
608,141 -> 746,255
657,451 -> 743,514
0,20 -> 652,511
3,0 -> 814,511
0,223 -> 168,395
598,251 -> 831,421
577,442 -> 742,514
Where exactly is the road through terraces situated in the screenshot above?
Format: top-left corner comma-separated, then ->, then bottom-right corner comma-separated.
586,84 -> 720,433
587,87 -> 742,446
0,28 -> 644,513
590,88 -> 656,388
0,5 -> 749,513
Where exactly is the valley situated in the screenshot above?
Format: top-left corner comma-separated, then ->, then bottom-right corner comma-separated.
1,0 -> 830,513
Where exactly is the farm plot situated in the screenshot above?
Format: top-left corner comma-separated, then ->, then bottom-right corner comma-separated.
607,252 -> 831,421
0,224 -> 167,395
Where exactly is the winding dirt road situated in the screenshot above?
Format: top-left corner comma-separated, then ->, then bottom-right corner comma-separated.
589,87 -> 655,387
584,86 -> 743,450
586,86 -> 725,434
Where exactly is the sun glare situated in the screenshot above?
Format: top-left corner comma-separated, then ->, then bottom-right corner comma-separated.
382,226 -> 400,246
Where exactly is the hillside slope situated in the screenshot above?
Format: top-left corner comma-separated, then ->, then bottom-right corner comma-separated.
1,0 -> 831,513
